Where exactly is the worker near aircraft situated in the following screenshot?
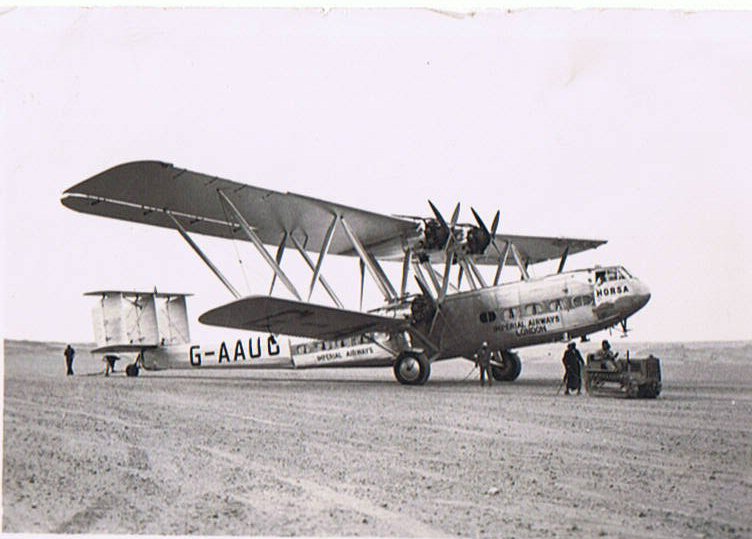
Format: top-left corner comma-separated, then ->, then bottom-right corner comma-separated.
104,354 -> 118,376
474,342 -> 493,387
562,342 -> 584,395
64,344 -> 75,376
595,340 -> 619,371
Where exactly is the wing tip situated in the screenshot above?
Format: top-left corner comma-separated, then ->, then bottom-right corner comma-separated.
63,160 -> 176,195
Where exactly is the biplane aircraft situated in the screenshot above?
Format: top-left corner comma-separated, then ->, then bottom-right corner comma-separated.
63,161 -> 651,385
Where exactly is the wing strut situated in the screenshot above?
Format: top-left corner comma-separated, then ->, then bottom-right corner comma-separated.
459,259 -> 479,290
411,260 -> 435,300
465,257 -> 488,288
217,190 -> 302,301
400,247 -> 411,299
420,259 -> 441,295
308,215 -> 338,300
167,212 -> 241,299
510,243 -> 530,281
493,241 -> 511,286
340,217 -> 397,302
289,234 -> 344,309
268,232 -> 288,295
557,246 -> 570,274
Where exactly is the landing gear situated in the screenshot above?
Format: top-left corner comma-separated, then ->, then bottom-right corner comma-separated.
126,352 -> 142,377
393,352 -> 431,385
125,363 -> 140,377
491,350 -> 522,382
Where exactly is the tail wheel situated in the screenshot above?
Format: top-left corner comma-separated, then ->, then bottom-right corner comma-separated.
394,352 -> 431,386
491,350 -> 522,382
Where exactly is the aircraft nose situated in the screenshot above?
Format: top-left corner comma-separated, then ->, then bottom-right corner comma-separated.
633,280 -> 651,308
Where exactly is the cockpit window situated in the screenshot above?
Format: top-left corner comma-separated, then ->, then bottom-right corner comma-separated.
595,267 -> 624,284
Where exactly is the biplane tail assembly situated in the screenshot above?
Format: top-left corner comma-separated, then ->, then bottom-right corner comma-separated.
88,289 -> 191,353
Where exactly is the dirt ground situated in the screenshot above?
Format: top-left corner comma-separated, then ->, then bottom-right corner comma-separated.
3,339 -> 751,538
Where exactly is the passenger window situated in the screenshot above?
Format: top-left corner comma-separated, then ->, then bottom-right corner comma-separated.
505,308 -> 518,321
549,299 -> 562,311
480,312 -> 488,323
572,296 -> 583,308
524,304 -> 543,316
582,295 -> 594,306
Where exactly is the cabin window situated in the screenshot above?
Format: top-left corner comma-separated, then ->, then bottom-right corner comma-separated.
524,303 -> 543,316
504,308 -> 519,321
572,296 -> 583,308
549,299 -> 563,311
480,311 -> 497,324
582,295 -> 594,306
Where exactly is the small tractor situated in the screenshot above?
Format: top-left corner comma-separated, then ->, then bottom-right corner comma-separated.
585,352 -> 662,398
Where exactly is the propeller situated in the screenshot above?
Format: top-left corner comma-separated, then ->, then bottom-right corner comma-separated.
470,207 -> 502,256
427,201 -> 461,302
427,200 -> 461,250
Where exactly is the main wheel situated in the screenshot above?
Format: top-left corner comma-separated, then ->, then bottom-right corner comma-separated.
393,353 -> 431,386
491,350 -> 522,382
125,363 -> 140,377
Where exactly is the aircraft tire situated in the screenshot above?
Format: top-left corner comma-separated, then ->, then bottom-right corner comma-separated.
394,352 -> 430,386
491,351 -> 522,382
125,363 -> 140,377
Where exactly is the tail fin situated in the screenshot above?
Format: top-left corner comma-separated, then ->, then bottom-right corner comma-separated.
86,290 -> 192,352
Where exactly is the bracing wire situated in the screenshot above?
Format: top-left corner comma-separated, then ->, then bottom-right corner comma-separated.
217,191 -> 251,295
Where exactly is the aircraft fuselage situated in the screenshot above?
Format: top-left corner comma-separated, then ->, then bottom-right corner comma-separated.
426,265 -> 650,359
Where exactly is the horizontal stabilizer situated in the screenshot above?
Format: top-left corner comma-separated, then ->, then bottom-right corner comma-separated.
85,290 -> 192,299
199,296 -> 408,341
92,344 -> 159,354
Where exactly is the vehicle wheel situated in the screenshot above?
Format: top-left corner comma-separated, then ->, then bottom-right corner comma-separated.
491,351 -> 522,382
125,363 -> 140,377
393,352 -> 430,386
639,383 -> 660,399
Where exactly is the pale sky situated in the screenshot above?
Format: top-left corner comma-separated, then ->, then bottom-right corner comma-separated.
2,8 -> 751,344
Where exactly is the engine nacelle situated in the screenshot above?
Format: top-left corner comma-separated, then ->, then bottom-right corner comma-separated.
410,294 -> 436,326
418,219 -> 450,251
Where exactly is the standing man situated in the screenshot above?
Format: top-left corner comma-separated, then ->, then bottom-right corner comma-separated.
104,354 -> 118,377
562,342 -> 584,395
474,342 -> 493,387
64,344 -> 75,376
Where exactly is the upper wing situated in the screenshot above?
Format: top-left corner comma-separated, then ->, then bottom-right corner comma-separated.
62,161 -> 418,258
478,234 -> 605,266
62,161 -> 605,266
199,296 -> 407,340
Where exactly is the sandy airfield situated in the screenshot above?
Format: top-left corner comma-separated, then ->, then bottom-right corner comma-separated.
3,339 -> 751,538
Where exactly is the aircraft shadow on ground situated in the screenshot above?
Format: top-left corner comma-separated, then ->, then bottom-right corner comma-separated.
84,371 -> 564,390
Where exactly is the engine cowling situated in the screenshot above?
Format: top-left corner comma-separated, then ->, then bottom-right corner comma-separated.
410,294 -> 436,326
